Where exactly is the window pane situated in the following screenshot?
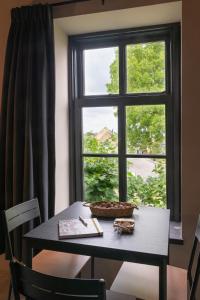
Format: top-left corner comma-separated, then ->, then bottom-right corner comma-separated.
82,107 -> 118,154
83,157 -> 119,202
84,47 -> 119,95
126,105 -> 165,155
127,158 -> 166,208
127,41 -> 166,93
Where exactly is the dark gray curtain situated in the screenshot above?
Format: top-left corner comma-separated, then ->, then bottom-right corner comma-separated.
0,4 -> 55,259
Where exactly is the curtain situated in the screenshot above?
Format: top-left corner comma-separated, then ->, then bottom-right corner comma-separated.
0,4 -> 55,259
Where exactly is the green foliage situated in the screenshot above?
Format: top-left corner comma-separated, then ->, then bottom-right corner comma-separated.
84,134 -> 118,202
106,48 -> 119,94
127,160 -> 166,208
84,132 -> 117,154
107,42 -> 165,94
84,41 -> 167,207
126,105 -> 165,154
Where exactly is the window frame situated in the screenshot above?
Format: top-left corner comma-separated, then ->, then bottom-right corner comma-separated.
68,23 -> 181,221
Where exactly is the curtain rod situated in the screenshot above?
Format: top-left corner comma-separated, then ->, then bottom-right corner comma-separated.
51,0 -> 104,7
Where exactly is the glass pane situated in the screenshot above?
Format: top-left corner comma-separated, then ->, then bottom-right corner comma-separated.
84,47 -> 119,95
126,41 -> 166,93
126,105 -> 166,155
82,107 -> 118,154
83,157 -> 119,202
127,158 -> 166,208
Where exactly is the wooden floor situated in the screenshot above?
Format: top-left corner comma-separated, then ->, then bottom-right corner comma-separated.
0,254 -> 122,300
0,254 -> 10,300
2,253 -> 190,300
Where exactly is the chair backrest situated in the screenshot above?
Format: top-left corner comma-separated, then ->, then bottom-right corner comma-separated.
187,215 -> 200,300
10,260 -> 106,300
3,198 -> 41,259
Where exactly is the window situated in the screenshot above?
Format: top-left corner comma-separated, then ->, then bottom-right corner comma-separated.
69,24 -> 181,221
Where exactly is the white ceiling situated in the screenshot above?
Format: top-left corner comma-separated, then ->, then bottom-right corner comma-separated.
54,1 -> 182,36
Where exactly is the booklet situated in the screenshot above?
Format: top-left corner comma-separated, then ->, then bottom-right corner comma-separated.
58,218 -> 103,239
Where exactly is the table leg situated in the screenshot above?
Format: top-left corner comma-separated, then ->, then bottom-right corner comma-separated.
23,239 -> 32,268
159,260 -> 167,300
23,240 -> 33,300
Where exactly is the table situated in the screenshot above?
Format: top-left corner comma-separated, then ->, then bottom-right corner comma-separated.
24,202 -> 170,300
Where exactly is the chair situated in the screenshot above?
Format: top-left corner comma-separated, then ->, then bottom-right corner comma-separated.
111,215 -> 200,300
3,198 -> 91,299
10,259 -> 136,300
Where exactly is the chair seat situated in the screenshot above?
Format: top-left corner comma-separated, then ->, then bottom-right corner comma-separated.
33,250 -> 90,278
167,265 -> 187,300
106,290 -> 136,300
111,262 -> 187,300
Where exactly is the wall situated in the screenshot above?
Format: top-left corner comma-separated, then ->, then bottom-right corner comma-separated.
54,23 -> 69,214
56,2 -> 181,35
181,0 -> 200,264
166,0 -> 200,271
52,0 -> 177,18
0,0 -> 200,276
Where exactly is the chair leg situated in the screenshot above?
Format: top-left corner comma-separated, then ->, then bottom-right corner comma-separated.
91,256 -> 95,278
7,280 -> 12,300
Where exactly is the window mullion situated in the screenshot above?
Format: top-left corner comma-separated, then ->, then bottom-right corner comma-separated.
119,44 -> 126,95
118,104 -> 127,202
79,49 -> 84,97
75,102 -> 83,201
118,44 -> 127,202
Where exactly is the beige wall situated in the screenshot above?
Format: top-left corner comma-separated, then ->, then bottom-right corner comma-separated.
56,2 -> 181,35
167,0 -> 200,271
54,23 -> 69,213
1,0 -> 200,272
181,0 -> 200,264
51,0 -> 177,18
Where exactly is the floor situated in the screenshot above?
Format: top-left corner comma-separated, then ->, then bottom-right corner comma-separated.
0,253 -> 122,300
0,254 -> 10,300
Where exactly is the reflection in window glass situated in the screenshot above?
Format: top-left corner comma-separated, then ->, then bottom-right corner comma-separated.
83,157 -> 119,202
127,158 -> 166,207
84,47 -> 119,95
127,41 -> 166,93
82,107 -> 118,154
126,105 -> 165,155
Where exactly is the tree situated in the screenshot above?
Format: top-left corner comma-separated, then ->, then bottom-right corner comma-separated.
107,43 -> 165,155
107,42 -> 165,94
126,105 -> 165,155
84,133 -> 118,202
84,42 -> 166,207
127,160 -> 166,207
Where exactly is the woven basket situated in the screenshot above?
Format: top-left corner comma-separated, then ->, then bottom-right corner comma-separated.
89,201 -> 137,218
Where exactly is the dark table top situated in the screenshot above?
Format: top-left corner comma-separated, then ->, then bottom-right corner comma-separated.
24,202 -> 170,265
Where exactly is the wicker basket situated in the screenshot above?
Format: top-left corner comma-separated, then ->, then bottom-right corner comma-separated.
89,201 -> 137,218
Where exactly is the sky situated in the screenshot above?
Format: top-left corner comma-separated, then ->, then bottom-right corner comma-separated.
83,47 -> 118,133
82,107 -> 118,134
84,47 -> 117,95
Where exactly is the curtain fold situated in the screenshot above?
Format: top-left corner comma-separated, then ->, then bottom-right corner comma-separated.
0,4 -> 55,259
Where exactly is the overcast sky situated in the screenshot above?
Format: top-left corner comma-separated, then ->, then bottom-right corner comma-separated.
84,47 -> 117,95
83,47 -> 118,133
82,107 -> 118,134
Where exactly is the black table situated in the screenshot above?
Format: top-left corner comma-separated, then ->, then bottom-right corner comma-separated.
24,202 -> 170,300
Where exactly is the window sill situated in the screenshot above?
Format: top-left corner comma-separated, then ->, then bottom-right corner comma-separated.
169,221 -> 183,245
